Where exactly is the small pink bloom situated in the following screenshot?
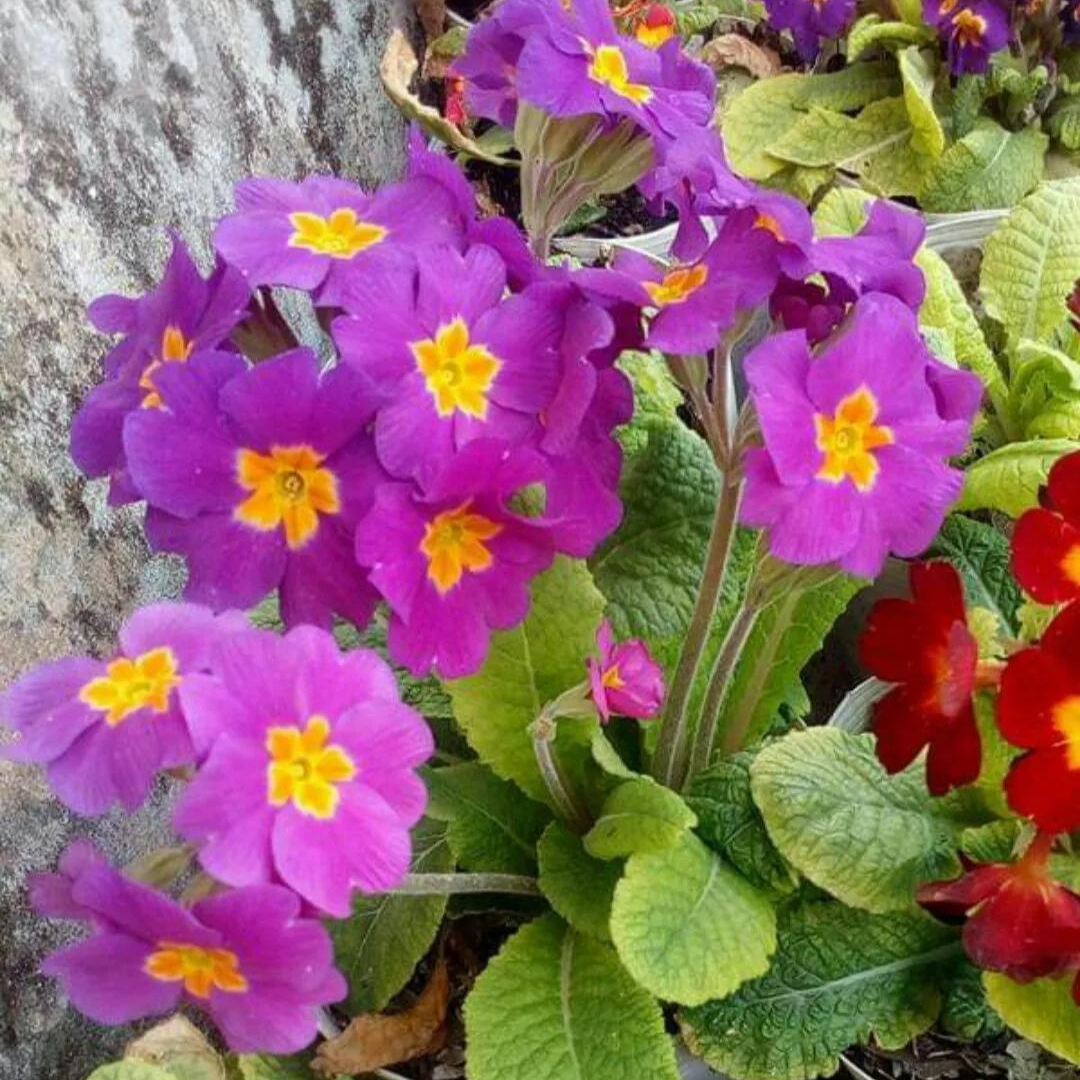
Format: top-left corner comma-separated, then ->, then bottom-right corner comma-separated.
586,620 -> 665,722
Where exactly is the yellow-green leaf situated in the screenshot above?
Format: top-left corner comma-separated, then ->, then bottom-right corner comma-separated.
984,974 -> 1080,1065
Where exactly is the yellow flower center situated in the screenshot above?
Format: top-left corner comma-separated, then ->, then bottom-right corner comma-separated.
420,500 -> 503,594
140,326 -> 195,409
814,387 -> 894,493
644,264 -> 708,307
234,444 -> 340,550
635,22 -> 674,47
601,663 -> 625,690
1053,696 -> 1080,770
1063,544 -> 1080,587
145,943 -> 248,998
288,208 -> 388,259
754,212 -> 786,241
266,715 -> 357,819
78,647 -> 181,727
588,44 -> 654,104
412,318 -> 502,420
951,9 -> 986,46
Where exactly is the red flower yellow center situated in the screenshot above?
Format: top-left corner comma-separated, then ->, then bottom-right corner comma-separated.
634,6 -> 676,47
1053,696 -> 1080,770
140,325 -> 195,409
644,264 -> 709,307
78,647 -> 181,727
588,44 -> 654,104
1062,544 -> 1080,587
815,387 -> 894,493
266,715 -> 356,820
951,8 -> 987,46
288,208 -> 387,259
145,942 -> 248,998
234,444 -> 340,550
421,500 -> 503,594
412,318 -> 502,420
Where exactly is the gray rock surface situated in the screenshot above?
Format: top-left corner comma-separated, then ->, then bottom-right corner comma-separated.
0,2 -> 413,1076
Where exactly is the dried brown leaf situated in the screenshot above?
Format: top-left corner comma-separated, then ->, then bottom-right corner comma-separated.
700,34 -> 781,79
314,962 -> 450,1076
125,1015 -> 227,1079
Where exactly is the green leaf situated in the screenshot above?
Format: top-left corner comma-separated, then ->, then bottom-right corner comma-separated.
799,62 -> 905,111
124,1017 -> 226,1080
465,914 -> 679,1080
898,48 -> 945,157
681,902 -> 960,1080
610,832 -> 777,1006
424,762 -> 552,874
615,351 -> 683,460
584,777 -> 697,860
847,15 -> 933,60
87,1068 -> 177,1080
920,119 -> 1047,212
940,960 -> 1005,1039
852,99 -> 937,198
957,438 -> 1080,517
233,1057 -> 317,1080
329,818 -> 452,1013
537,821 -> 621,940
1049,97 -> 1080,152
984,974 -> 1080,1065
688,751 -> 798,894
980,178 -> 1080,347
592,422 -> 718,648
1009,340 -> 1080,440
812,186 -> 875,236
927,514 -> 1023,632
448,557 -> 604,804
750,728 -> 962,913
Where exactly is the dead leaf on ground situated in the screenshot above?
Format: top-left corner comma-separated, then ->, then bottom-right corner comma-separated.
125,1015 -> 228,1079
700,34 -> 781,79
314,961 -> 450,1076
415,0 -> 448,40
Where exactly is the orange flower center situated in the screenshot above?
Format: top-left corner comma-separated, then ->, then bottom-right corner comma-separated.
754,213 -> 786,241
412,318 -> 502,420
78,647 -> 181,726
644,264 -> 708,307
145,943 -> 248,998
1062,544 -> 1080,587
420,500 -> 503,594
588,44 -> 654,104
288,209 -> 387,259
1053,697 -> 1080,770
814,387 -> 895,493
266,715 -> 357,819
601,663 -> 625,690
140,326 -> 195,409
951,9 -> 986,46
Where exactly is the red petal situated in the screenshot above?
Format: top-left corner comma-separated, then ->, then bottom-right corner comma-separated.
860,598 -> 937,684
1005,747 -> 1080,833
872,686 -> 933,774
1043,601 -> 1080,663
997,647 -> 1077,750
1012,509 -> 1080,605
917,863 -> 1008,916
1048,450 -> 1080,525
925,702 -> 981,795
910,561 -> 967,632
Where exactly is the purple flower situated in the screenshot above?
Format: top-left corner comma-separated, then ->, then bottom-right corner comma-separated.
213,173 -> 467,307
924,0 -> 1011,73
355,441 -> 558,679
764,0 -> 856,61
332,245 -> 564,488
71,236 -> 250,504
124,348 -> 381,628
587,620 -> 665,722
741,293 -> 982,577
34,844 -> 344,1052
1063,0 -> 1080,41
769,276 -> 856,345
173,624 -> 433,916
1,604 -> 241,816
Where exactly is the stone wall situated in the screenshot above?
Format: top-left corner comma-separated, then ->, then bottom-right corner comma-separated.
0,2 -> 413,1076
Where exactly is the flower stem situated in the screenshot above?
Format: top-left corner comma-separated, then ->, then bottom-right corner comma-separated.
532,713 -> 592,832
392,873 -> 542,897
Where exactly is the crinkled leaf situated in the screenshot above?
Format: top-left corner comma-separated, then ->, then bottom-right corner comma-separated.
688,752 -> 798,894
424,763 -> 552,874
465,914 -> 679,1080
769,98 -> 912,170
537,821 -> 621,940
1049,97 -> 1080,152
681,902 -> 960,1080
88,1067 -> 180,1080
984,974 -> 1080,1066
233,1059 -> 317,1080
615,351 -> 683,460
750,728 -> 962,912
940,960 -> 1006,1040
898,47 -> 946,157
798,62 -> 905,111
448,557 -> 604,805
920,119 -> 1047,212
584,777 -> 697,860
610,832 -> 777,1006
1009,340 -> 1080,440
957,438 -> 1080,517
847,15 -> 933,60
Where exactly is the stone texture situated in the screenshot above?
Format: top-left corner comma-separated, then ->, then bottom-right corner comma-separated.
0,2 -> 413,1076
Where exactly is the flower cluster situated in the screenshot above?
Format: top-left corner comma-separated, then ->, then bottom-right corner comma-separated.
763,0 -> 856,62
923,0 -> 1011,74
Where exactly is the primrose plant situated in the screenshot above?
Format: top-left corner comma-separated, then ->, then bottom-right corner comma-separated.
7,1 -> 1080,1077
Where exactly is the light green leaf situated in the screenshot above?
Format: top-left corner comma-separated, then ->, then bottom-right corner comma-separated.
769,98 -> 911,170
537,821 -> 621,940
88,1068 -> 177,1080
984,974 -> 1080,1065
448,557 -> 604,804
615,351 -> 683,460
424,763 -> 552,875
465,915 -> 679,1080
812,186 -> 874,236
688,751 -> 798,894
898,47 -> 945,157
920,119 -> 1047,212
584,777 -> 697,860
329,818 -> 452,1013
853,100 -> 937,197
681,902 -> 960,1080
798,62 -> 905,111
1009,340 -> 1080,440
1049,97 -> 1080,152
750,728 -> 962,912
610,832 -> 777,1006
957,438 -> 1080,517
592,422 -> 718,647
980,178 -> 1080,347
847,15 -> 933,60
233,1057 -> 317,1080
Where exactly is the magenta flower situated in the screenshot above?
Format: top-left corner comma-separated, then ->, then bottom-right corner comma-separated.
1,604 -> 241,816
71,235 -> 250,504
587,620 -> 665,723
923,0 -> 1010,72
764,0 -> 856,60
355,440 -> 558,679
124,348 -> 381,628
213,173 -> 467,307
173,624 -> 432,916
332,244 -> 564,488
34,844 -> 344,1052
741,293 -> 982,577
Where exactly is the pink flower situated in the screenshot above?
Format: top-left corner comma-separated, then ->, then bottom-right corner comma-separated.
587,620 -> 665,722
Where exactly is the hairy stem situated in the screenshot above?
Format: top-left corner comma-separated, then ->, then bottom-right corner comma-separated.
533,715 -> 592,832
392,873 -> 542,897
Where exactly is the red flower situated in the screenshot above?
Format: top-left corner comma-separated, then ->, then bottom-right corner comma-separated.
1012,450 -> 1080,605
918,833 -> 1080,998
860,562 -> 980,795
998,602 -> 1080,832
